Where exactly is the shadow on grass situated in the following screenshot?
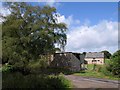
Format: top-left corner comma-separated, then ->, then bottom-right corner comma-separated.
46,67 -> 87,75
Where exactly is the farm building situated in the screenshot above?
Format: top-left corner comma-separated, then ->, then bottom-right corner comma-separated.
50,52 -> 85,72
85,52 -> 104,64
49,52 -> 104,73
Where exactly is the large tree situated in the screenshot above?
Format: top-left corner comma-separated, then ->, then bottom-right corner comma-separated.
101,50 -> 111,59
2,2 -> 67,71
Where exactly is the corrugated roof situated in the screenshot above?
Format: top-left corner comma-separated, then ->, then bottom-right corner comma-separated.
85,52 -> 104,58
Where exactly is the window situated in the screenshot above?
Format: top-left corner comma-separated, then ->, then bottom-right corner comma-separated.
92,60 -> 96,62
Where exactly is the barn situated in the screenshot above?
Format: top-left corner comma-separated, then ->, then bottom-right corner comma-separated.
50,52 -> 85,72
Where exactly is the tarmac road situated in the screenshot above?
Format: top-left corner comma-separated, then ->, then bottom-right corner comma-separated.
65,75 -> 119,88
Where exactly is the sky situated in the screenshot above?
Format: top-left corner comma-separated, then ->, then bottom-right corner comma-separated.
50,2 -> 118,54
1,2 -> 118,54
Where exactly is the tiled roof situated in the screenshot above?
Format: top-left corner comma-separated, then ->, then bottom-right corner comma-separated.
85,52 -> 104,58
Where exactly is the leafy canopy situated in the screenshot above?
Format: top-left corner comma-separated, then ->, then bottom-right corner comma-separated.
106,50 -> 120,77
2,2 -> 67,69
101,50 -> 111,59
110,50 -> 120,76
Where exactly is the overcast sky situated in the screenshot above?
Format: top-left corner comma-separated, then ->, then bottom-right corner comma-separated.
1,2 -> 118,54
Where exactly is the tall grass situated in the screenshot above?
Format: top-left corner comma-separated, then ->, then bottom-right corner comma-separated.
2,72 -> 72,89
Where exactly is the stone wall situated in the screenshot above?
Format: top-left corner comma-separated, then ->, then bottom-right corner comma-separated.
50,52 -> 81,72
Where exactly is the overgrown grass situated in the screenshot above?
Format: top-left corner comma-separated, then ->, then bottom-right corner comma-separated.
2,61 -> 73,89
2,72 -> 72,89
104,59 -> 110,64
73,64 -> 119,80
74,71 -> 119,80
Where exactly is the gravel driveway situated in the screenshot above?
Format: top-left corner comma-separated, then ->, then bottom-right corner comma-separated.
65,75 -> 119,88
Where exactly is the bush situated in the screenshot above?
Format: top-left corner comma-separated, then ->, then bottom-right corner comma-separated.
107,50 -> 120,77
100,65 -> 112,76
2,64 -> 13,72
27,56 -> 49,74
4,56 -> 49,75
90,64 -> 112,76
46,74 -> 72,89
2,72 -> 72,89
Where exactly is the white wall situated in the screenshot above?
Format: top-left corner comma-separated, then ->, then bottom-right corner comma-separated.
85,58 -> 104,65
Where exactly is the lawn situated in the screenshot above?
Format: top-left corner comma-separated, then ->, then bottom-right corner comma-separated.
73,63 -> 119,80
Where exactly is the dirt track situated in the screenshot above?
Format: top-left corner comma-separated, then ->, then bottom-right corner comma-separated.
65,75 -> 119,88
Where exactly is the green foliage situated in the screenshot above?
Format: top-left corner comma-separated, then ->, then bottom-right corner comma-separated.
2,64 -> 13,72
2,72 -> 71,89
100,65 -> 112,76
27,56 -> 49,74
2,2 -> 67,72
87,64 -> 94,70
47,74 -> 72,89
101,50 -> 111,59
74,64 -> 119,80
92,64 -> 96,71
107,50 -> 120,77
87,64 -> 102,72
104,59 -> 110,64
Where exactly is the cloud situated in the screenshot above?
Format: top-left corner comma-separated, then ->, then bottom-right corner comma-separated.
56,14 -> 80,28
45,0 -> 55,6
45,0 -> 61,8
55,14 -> 118,53
66,20 -> 118,53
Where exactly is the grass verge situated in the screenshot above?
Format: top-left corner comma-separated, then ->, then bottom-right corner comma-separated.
73,64 -> 119,80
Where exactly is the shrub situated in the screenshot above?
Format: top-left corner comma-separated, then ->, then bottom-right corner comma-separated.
2,64 -> 13,72
27,56 -> 49,74
107,50 -> 120,77
46,74 -> 72,89
100,65 -> 112,76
